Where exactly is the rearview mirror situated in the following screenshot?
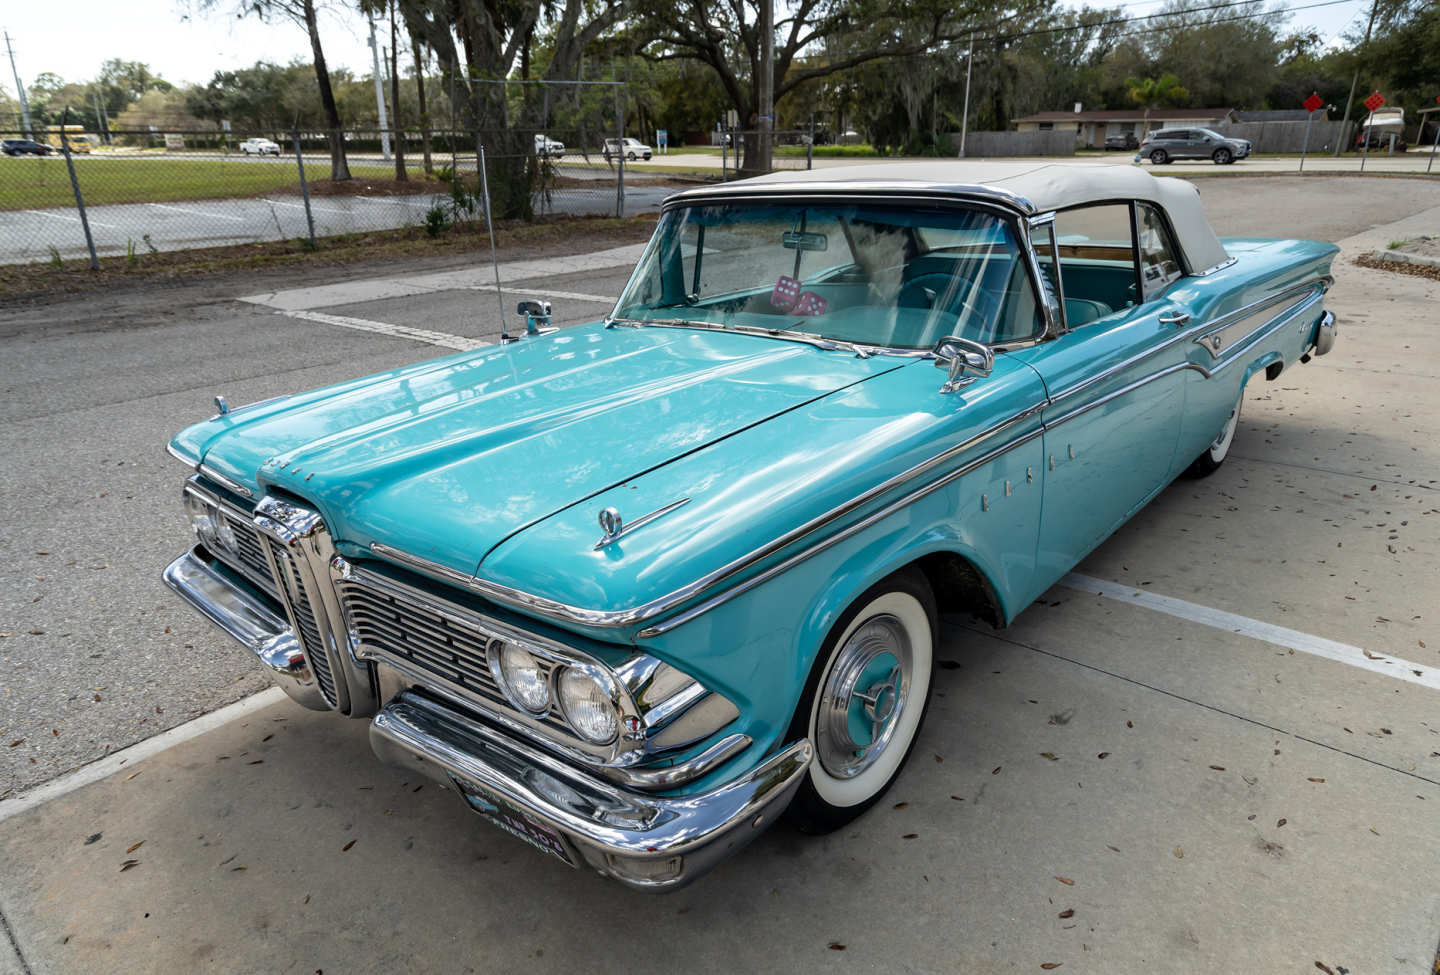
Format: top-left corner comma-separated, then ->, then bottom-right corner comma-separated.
782,231 -> 828,252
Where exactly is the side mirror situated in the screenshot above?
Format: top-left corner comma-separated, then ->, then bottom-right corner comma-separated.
932,336 -> 994,393
516,299 -> 553,337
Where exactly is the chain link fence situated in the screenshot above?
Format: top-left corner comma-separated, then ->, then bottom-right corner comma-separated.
0,126 -> 658,266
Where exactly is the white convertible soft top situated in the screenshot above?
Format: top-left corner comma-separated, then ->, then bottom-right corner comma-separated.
672,161 -> 1230,273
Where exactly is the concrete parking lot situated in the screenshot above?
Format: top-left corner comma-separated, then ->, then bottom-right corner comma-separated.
0,175 -> 1437,974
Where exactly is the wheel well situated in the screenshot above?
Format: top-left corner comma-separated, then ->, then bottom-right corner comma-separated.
910,552 -> 1005,628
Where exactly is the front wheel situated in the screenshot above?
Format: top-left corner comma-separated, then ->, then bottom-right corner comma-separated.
626,151 -> 637,161
1149,149 -> 1169,165
1213,147 -> 1233,165
1186,393 -> 1242,477
784,569 -> 936,834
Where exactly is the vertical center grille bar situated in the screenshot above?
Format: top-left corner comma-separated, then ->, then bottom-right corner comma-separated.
263,536 -> 338,707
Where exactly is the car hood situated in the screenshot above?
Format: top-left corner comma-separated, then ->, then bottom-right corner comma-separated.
173,322 -> 902,576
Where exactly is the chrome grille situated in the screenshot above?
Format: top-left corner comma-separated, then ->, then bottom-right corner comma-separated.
338,578 -> 570,735
216,509 -> 277,597
264,537 -> 337,707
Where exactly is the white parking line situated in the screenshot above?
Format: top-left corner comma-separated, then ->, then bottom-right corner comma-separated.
281,309 -> 484,351
0,688 -> 287,823
470,285 -> 613,303
358,195 -> 438,208
23,209 -> 118,229
147,202 -> 245,222
261,198 -> 353,216
1062,573 -> 1438,691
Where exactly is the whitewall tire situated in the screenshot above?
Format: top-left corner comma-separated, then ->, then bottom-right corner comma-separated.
785,569 -> 936,833
1186,392 -> 1242,477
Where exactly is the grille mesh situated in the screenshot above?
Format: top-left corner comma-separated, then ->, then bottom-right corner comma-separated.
264,537 -> 337,707
339,579 -> 569,734
217,510 -> 277,597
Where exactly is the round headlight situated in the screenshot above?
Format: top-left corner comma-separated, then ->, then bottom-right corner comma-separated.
211,511 -> 237,552
557,668 -> 619,745
495,641 -> 550,714
183,493 -> 219,547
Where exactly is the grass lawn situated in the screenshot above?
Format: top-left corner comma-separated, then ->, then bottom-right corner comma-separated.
0,157 -> 437,210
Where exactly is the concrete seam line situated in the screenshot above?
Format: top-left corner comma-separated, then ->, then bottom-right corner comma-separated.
0,903 -> 32,975
1062,573 -> 1440,692
282,310 -> 485,351
469,285 -> 613,303
0,688 -> 287,824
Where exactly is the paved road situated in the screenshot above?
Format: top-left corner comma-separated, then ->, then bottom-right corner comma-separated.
0,175 -> 1437,973
0,182 -> 671,265
639,148 -> 1440,175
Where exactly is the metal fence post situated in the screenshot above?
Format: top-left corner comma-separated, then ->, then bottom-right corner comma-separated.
1428,119 -> 1438,174
721,130 -> 728,181
294,129 -> 317,248
1298,111 -> 1313,172
808,114 -> 814,170
59,117 -> 98,270
615,87 -> 625,219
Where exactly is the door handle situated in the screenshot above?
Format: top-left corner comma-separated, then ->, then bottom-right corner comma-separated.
1159,311 -> 1191,326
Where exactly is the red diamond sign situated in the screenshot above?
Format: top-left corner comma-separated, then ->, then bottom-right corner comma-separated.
1364,91 -> 1386,112
1303,93 -> 1324,113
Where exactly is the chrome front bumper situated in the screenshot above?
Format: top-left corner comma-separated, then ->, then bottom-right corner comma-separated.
371,691 -> 812,891
166,546 -> 813,890
162,548 -> 330,711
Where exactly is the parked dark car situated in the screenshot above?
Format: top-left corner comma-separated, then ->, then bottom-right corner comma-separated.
2,139 -> 52,156
1140,128 -> 1250,165
1105,132 -> 1139,151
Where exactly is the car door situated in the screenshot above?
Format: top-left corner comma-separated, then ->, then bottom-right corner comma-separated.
1010,201 -> 1198,590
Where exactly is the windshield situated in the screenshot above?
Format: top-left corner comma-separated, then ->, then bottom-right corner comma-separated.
613,202 -> 1043,350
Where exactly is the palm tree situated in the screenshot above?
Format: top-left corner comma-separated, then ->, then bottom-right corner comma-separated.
1125,74 -> 1190,136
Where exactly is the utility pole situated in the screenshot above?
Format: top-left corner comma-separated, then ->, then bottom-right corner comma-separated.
959,32 -> 973,158
367,15 -> 392,161
5,31 -> 34,140
1336,0 -> 1379,156
758,0 -> 774,173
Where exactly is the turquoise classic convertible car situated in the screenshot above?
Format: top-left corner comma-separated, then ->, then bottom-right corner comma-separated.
164,162 -> 1337,890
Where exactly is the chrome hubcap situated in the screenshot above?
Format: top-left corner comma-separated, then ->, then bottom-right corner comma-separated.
816,614 -> 912,779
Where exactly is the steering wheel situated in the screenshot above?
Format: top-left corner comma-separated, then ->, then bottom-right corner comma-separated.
897,273 -> 1000,325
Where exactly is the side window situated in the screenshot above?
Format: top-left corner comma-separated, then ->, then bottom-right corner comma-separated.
1051,204 -> 1139,325
1136,203 -> 1183,297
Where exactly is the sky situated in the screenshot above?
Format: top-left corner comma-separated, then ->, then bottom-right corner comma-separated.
3,0 -> 1373,96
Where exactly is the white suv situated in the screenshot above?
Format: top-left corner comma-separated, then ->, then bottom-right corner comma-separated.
240,138 -> 281,156
603,137 -> 652,162
534,134 -> 566,158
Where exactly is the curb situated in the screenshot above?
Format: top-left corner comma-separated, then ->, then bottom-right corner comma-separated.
1369,247 -> 1440,269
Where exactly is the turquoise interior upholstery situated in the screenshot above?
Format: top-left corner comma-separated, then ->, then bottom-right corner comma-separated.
1063,297 -> 1115,327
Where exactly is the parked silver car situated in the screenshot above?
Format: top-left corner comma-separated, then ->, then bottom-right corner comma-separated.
1140,128 -> 1250,165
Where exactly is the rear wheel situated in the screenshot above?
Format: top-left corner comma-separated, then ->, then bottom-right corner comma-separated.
784,569 -> 936,834
1186,393 -> 1242,477
1149,149 -> 1169,165
1213,147 -> 1233,165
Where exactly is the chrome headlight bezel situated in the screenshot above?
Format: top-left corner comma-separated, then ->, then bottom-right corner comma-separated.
488,640 -> 553,716
182,483 -> 239,557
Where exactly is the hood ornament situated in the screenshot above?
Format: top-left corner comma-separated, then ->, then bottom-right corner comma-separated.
595,498 -> 692,551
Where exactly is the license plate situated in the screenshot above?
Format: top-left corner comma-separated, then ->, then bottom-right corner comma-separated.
450,777 -> 577,868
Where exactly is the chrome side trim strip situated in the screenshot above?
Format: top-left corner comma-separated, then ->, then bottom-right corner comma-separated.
1202,290 -> 1322,369
371,400 -> 1048,630
639,424 -> 1048,638
1045,362 -> 1211,431
197,463 -> 254,499
1046,277 -> 1330,409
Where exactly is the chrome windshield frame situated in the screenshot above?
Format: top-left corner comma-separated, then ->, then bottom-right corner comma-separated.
607,191 -> 1052,355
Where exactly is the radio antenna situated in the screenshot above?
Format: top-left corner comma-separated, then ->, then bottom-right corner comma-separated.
477,141 -> 510,342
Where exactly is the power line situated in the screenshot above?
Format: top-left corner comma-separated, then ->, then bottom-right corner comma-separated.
966,0 -> 1363,47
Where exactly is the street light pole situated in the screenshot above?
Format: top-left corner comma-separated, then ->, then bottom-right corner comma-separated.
368,16 -> 392,161
1336,0 -> 1378,156
5,31 -> 34,140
